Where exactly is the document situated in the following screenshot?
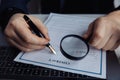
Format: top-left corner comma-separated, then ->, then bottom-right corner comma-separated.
14,13 -> 106,79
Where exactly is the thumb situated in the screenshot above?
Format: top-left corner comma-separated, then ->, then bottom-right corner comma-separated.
83,22 -> 94,39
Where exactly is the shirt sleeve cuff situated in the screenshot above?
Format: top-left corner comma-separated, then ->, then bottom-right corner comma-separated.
0,7 -> 27,31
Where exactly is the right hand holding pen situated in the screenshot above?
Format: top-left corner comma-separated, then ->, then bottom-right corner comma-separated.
4,13 -> 50,52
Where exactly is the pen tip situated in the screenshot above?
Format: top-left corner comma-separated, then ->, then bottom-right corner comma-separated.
52,50 -> 57,55
48,45 -> 56,55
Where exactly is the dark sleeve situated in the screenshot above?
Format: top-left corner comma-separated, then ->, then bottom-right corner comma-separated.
0,0 -> 30,31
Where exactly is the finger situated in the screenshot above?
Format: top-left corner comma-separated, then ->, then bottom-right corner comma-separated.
89,20 -> 106,47
14,22 -> 49,46
12,32 -> 45,50
28,16 -> 50,41
103,35 -> 118,50
94,29 -> 111,49
7,37 -> 33,52
94,35 -> 110,49
83,22 -> 94,39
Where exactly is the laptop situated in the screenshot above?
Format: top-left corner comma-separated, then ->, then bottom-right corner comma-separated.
0,46 -> 105,80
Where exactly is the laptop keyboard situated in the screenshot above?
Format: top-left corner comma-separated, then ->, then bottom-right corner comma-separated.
0,47 -> 103,80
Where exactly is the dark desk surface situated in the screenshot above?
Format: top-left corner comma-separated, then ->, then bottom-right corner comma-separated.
107,51 -> 120,80
0,14 -> 120,80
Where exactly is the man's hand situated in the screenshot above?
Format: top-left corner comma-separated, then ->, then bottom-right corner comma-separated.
4,13 -> 50,52
83,10 -> 120,51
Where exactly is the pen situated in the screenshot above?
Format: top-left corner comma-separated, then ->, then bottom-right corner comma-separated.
23,15 -> 56,54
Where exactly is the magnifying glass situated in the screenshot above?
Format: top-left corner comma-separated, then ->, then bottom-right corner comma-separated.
60,34 -> 90,60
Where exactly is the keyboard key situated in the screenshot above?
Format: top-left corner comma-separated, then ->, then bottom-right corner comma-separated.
78,74 -> 83,78
60,71 -> 68,77
32,69 -> 41,75
23,69 -> 32,75
14,62 -> 21,67
5,62 -> 14,67
41,69 -> 50,76
15,68 -> 23,75
30,65 -> 38,68
21,64 -> 29,68
51,70 -> 59,76
6,68 -> 14,74
69,73 -> 78,77
82,75 -> 88,78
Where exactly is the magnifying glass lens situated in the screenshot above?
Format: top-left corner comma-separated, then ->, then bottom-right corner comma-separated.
60,35 -> 89,60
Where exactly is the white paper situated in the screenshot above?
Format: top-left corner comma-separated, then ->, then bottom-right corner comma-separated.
14,13 -> 106,79
115,46 -> 120,63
